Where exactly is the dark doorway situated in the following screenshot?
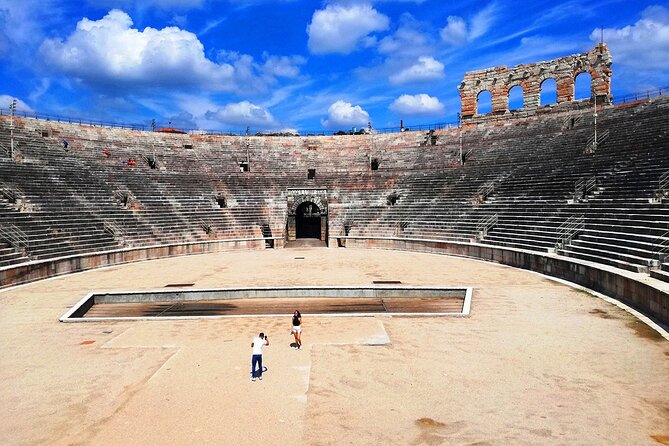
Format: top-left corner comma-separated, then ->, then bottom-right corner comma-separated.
296,201 -> 321,239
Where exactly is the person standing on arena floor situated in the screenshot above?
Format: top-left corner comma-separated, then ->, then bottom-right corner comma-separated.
251,332 -> 269,381
291,310 -> 302,349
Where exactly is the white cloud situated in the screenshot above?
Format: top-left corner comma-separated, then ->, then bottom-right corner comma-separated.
39,10 -> 236,91
85,0 -> 205,10
469,3 -> 496,40
38,9 -> 305,95
199,16 -> 226,36
0,95 -> 33,113
593,5 -> 669,70
0,0 -> 63,59
307,3 -> 389,54
440,16 -> 468,46
389,56 -> 444,84
440,2 -> 496,46
261,53 -> 306,78
389,94 -> 444,115
378,14 -> 433,58
321,100 -> 370,128
205,101 -> 278,128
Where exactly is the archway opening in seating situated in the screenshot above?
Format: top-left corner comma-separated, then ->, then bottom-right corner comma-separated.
575,72 -> 592,100
477,90 -> 492,115
296,201 -> 321,239
540,78 -> 557,105
508,85 -> 524,111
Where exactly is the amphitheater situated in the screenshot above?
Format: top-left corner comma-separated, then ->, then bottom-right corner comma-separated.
1,45 -> 668,445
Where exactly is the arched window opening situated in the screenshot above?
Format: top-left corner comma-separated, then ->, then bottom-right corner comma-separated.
508,86 -> 524,111
540,78 -> 557,106
477,90 -> 492,115
574,72 -> 592,100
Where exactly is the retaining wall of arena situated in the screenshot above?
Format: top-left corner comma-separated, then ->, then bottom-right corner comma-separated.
332,236 -> 669,326
1,236 -> 667,326
0,237 -> 281,288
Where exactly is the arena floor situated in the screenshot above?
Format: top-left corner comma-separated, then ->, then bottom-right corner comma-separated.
1,247 -> 668,445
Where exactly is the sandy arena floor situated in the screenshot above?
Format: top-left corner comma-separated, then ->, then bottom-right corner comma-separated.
0,248 -> 668,445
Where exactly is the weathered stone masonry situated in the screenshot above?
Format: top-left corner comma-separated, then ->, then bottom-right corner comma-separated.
458,43 -> 612,119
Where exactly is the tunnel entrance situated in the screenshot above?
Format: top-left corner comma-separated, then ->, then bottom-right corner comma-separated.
286,188 -> 328,243
296,201 -> 321,239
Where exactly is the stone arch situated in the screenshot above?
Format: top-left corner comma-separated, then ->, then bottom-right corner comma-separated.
476,89 -> 493,115
288,194 -> 327,215
286,189 -> 328,242
508,85 -> 524,111
540,78 -> 558,106
574,71 -> 593,101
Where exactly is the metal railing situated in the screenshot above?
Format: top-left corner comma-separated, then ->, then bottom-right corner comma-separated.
654,231 -> 669,263
198,219 -> 214,234
103,221 -> 125,237
476,213 -> 498,239
0,106 -> 459,136
0,223 -> 29,251
614,86 -> 668,104
574,176 -> 598,200
555,215 -> 585,249
477,182 -> 495,200
563,114 -> 583,129
1,86 -> 666,137
585,129 -> 610,153
659,170 -> 669,194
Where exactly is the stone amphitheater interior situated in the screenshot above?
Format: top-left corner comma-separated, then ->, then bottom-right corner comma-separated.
1,44 -> 668,445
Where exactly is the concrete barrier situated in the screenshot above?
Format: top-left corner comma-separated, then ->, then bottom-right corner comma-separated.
332,236 -> 669,326
0,237 -> 278,288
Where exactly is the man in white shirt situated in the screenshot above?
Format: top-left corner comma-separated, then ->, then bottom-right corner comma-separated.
251,332 -> 269,381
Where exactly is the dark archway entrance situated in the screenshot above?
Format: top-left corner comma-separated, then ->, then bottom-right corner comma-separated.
296,202 -> 321,239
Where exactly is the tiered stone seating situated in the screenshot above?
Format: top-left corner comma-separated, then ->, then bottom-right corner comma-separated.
0,95 -> 667,282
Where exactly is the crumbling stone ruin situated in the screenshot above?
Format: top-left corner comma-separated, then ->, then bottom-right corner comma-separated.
458,44 -> 612,121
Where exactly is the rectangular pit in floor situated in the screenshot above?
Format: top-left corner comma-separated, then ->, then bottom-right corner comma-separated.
60,286 -> 473,321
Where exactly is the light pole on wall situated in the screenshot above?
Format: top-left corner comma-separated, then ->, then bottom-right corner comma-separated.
9,99 -> 17,159
458,112 -> 463,165
593,94 -> 598,153
151,118 -> 156,162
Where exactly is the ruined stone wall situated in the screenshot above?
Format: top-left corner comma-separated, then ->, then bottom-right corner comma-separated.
458,44 -> 612,119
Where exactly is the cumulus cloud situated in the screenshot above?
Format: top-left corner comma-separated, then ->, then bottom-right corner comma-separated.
389,94 -> 443,115
592,5 -> 669,70
378,14 -> 433,58
440,2 -> 496,46
205,101 -> 278,128
307,3 -> 389,54
0,95 -> 34,113
39,10 -> 236,91
389,56 -> 444,84
38,9 -> 305,95
321,100 -> 370,129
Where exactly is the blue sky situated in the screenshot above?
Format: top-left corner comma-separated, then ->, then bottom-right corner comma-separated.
1,0 -> 668,133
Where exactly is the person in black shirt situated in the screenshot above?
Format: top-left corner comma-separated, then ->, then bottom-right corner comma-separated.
291,310 -> 302,350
